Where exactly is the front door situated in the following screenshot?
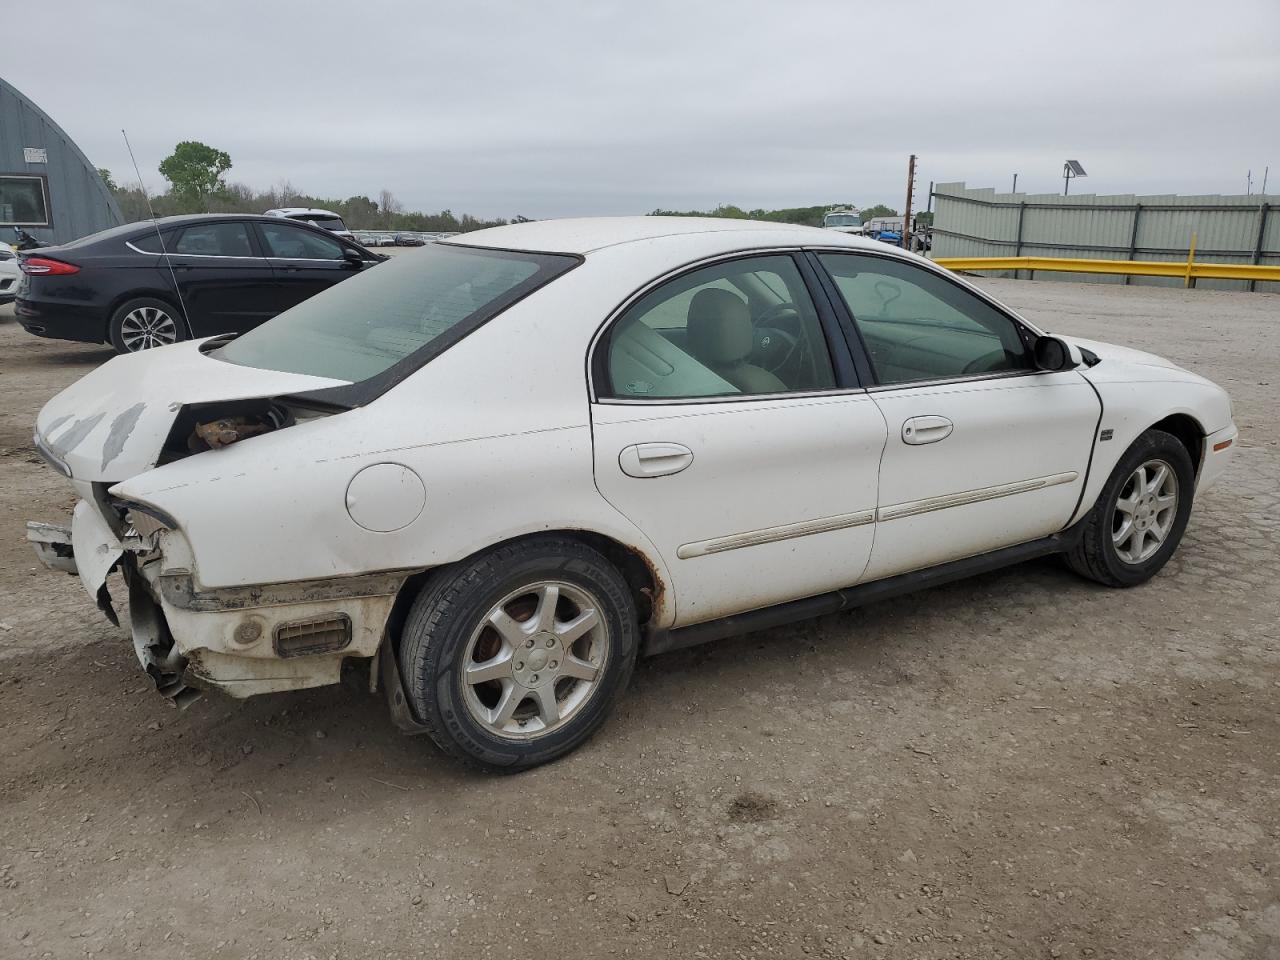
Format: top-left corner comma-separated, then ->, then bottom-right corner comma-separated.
816,252 -> 1100,581
253,220 -> 357,313
590,253 -> 887,627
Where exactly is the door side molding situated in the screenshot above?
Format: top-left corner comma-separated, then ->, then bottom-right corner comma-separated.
676,509 -> 875,559
878,471 -> 1079,522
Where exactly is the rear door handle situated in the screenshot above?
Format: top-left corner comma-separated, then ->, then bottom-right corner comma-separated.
618,442 -> 694,478
902,415 -> 953,445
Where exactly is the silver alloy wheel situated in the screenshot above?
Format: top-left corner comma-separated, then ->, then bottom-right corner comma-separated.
460,580 -> 610,740
119,306 -> 179,351
1112,458 -> 1178,564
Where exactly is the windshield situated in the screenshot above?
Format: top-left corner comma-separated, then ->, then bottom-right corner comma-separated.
216,243 -> 578,385
824,214 -> 861,227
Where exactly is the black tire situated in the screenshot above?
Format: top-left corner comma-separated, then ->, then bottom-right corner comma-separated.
400,536 -> 639,771
1065,428 -> 1195,587
108,297 -> 187,354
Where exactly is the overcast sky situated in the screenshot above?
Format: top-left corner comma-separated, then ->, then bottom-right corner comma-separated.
5,0 -> 1278,218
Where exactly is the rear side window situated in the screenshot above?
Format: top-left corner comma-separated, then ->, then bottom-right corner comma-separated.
174,222 -> 254,257
259,222 -> 344,260
600,255 -> 837,400
128,230 -> 176,253
216,243 -> 578,386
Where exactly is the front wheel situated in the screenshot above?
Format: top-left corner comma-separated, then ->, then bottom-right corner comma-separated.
1065,428 -> 1195,587
400,536 -> 639,771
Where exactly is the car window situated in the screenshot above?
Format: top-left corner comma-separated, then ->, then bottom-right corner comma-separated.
173,222 -> 254,257
128,230 -> 177,254
601,255 -> 836,400
217,244 -> 575,383
819,253 -> 1032,385
259,222 -> 344,260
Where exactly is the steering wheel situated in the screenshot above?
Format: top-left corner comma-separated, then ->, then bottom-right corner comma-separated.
752,303 -> 802,374
962,349 -> 1009,375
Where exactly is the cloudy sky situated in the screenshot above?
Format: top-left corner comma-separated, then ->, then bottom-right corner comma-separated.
5,0 -> 1278,218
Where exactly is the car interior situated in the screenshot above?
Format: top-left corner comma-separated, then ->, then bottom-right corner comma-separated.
818,253 -> 1031,385
605,256 -> 837,399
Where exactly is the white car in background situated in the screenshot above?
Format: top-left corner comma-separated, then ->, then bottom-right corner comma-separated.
263,207 -> 356,242
26,218 -> 1236,770
0,244 -> 19,304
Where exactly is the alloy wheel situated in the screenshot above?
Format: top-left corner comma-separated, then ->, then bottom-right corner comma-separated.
460,580 -> 610,740
1112,458 -> 1179,564
119,306 -> 179,351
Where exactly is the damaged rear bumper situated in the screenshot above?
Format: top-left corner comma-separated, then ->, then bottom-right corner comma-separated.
28,499 -> 413,705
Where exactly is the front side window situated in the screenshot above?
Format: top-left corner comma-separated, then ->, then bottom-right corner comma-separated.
600,255 -> 836,400
217,243 -> 576,384
173,222 -> 254,256
0,175 -> 50,226
259,221 -> 344,260
819,253 -> 1032,386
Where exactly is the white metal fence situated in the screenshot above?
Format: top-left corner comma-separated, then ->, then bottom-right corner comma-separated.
931,182 -> 1280,293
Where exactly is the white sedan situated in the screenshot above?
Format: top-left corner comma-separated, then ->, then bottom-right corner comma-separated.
28,218 -> 1237,770
0,244 -> 19,304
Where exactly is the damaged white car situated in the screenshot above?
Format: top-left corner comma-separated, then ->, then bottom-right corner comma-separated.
29,217 -> 1237,770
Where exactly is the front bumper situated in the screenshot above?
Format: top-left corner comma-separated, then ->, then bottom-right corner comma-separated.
28,499 -> 408,704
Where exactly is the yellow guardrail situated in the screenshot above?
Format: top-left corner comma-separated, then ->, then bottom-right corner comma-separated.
934,252 -> 1280,286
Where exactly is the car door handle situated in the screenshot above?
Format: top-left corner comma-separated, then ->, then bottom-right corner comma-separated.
618,442 -> 694,478
902,415 -> 953,445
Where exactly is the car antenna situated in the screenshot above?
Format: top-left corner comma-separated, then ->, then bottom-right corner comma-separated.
121,128 -> 189,328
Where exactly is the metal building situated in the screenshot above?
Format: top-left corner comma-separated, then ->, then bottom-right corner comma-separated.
1,76 -> 122,245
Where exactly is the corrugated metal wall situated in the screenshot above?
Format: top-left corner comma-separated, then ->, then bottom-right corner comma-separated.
931,182 -> 1280,293
0,77 -> 122,245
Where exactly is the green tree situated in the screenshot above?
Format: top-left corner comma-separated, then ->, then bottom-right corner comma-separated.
97,168 -> 117,192
859,204 -> 898,222
158,141 -> 232,211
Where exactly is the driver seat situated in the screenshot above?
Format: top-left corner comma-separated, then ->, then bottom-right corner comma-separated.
686,288 -> 787,394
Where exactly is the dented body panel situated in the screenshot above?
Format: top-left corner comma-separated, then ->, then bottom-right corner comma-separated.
35,338 -> 347,482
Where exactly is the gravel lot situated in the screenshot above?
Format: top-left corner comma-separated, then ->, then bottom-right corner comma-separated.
1,277 -> 1277,960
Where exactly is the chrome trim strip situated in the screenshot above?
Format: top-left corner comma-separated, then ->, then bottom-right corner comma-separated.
877,471 -> 1079,522
677,509 -> 875,559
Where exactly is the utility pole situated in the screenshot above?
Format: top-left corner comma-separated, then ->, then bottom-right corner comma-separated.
903,154 -> 917,251
1012,173 -> 1018,193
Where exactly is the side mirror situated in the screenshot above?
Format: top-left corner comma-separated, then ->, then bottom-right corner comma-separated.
341,247 -> 364,269
1033,335 -> 1082,372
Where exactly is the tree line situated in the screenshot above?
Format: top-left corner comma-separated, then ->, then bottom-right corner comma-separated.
101,140 -> 924,234
101,140 -> 517,233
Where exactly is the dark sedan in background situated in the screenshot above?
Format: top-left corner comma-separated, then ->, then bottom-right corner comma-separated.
14,214 -> 385,353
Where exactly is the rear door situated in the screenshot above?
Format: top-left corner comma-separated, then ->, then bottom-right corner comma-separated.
589,252 -> 887,627
253,220 -> 360,311
165,220 -> 275,335
815,251 -> 1100,581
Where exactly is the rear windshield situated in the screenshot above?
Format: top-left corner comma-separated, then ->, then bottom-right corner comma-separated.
303,216 -> 347,232
215,243 -> 577,386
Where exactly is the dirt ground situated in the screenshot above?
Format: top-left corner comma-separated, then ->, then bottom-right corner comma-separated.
1,277 -> 1277,960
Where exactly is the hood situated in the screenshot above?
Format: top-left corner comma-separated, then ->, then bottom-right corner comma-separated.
34,339 -> 349,483
1061,336 -> 1185,371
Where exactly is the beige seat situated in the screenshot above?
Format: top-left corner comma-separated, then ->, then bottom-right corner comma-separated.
686,288 -> 787,394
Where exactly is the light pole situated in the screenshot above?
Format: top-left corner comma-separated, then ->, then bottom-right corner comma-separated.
1063,160 -> 1087,196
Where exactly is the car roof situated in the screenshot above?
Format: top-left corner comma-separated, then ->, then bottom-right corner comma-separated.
447,216 -> 884,255
264,207 -> 342,217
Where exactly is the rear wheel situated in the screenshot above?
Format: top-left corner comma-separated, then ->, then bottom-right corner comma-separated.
109,297 -> 186,354
1065,428 -> 1195,587
400,537 -> 638,771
